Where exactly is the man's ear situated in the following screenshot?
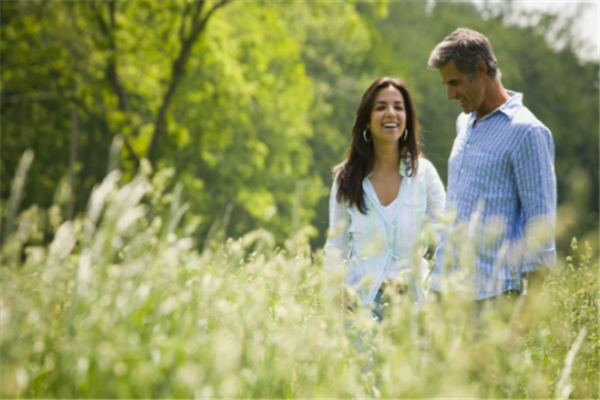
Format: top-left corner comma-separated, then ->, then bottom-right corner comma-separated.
475,60 -> 487,77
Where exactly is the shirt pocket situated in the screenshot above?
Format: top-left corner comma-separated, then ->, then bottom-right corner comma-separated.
396,193 -> 426,253
347,208 -> 364,234
467,149 -> 516,201
348,209 -> 385,261
347,209 -> 367,252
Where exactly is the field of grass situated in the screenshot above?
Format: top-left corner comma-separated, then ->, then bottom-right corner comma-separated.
1,156 -> 598,398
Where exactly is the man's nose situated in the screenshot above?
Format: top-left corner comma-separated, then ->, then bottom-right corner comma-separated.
447,87 -> 456,100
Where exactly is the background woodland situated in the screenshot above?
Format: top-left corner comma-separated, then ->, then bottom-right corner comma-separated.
2,0 -> 598,252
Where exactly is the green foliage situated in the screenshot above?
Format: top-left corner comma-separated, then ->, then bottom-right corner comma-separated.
1,1 -> 597,250
169,2 -> 319,241
1,160 -> 598,398
530,238 -> 599,399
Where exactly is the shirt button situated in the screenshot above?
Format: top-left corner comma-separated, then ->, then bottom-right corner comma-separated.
466,144 -> 470,148
461,169 -> 464,173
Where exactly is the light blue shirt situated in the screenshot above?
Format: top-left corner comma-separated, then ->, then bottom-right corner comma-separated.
431,91 -> 557,300
324,158 -> 446,306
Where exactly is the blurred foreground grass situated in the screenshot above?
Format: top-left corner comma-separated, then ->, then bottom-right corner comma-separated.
1,151 -> 598,399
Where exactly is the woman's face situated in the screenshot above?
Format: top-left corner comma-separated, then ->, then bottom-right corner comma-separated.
368,85 -> 407,144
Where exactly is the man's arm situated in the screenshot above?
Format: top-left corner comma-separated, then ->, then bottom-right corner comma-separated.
512,125 -> 557,276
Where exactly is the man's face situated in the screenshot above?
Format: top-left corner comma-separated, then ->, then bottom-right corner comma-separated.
439,60 -> 485,115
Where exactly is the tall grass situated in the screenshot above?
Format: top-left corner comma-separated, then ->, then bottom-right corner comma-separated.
1,150 -> 598,398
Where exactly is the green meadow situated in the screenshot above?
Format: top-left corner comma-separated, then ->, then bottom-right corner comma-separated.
1,150 -> 597,398
2,1 -> 598,398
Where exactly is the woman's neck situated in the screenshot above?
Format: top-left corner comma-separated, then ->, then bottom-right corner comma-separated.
372,142 -> 400,173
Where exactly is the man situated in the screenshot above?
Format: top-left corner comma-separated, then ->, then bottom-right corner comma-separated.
427,28 -> 556,302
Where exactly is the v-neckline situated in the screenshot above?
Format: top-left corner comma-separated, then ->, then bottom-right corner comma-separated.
369,174 -> 403,207
364,176 -> 408,222
382,195 -> 399,209
364,160 -> 409,220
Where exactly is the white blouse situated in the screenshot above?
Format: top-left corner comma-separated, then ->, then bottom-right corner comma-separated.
324,158 -> 446,306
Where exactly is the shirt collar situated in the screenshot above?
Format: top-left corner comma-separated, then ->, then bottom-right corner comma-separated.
498,90 -> 523,119
399,159 -> 408,177
468,90 -> 523,123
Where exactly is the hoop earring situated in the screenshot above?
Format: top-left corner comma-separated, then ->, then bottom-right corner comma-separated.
363,128 -> 372,142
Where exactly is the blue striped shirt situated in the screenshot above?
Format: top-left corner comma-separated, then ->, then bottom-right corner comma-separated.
431,91 -> 557,300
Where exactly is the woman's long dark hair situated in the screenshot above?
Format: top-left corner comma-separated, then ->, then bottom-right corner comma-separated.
333,77 -> 421,214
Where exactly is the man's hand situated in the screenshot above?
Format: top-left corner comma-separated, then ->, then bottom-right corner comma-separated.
525,266 -> 550,295
514,266 -> 551,339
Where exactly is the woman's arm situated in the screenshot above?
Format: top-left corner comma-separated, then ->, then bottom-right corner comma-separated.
323,177 -> 349,271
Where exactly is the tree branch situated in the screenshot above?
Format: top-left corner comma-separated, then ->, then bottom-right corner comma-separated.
191,0 -> 206,28
193,0 -> 229,37
108,0 -> 116,28
179,1 -> 193,42
90,1 -> 109,36
89,0 -> 138,167
147,0 -> 232,166
90,1 -> 128,112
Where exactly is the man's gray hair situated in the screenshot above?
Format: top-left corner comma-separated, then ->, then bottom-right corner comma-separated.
428,28 -> 501,81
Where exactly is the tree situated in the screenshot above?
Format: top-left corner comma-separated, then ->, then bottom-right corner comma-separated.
2,0 -> 597,251
1,1 -> 367,244
1,1 -> 233,223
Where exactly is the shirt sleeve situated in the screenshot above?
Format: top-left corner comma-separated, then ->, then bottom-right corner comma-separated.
423,160 -> 447,245
323,176 -> 350,271
512,125 -> 557,272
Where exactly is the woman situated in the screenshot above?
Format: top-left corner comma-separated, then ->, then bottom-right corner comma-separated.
324,77 -> 446,318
